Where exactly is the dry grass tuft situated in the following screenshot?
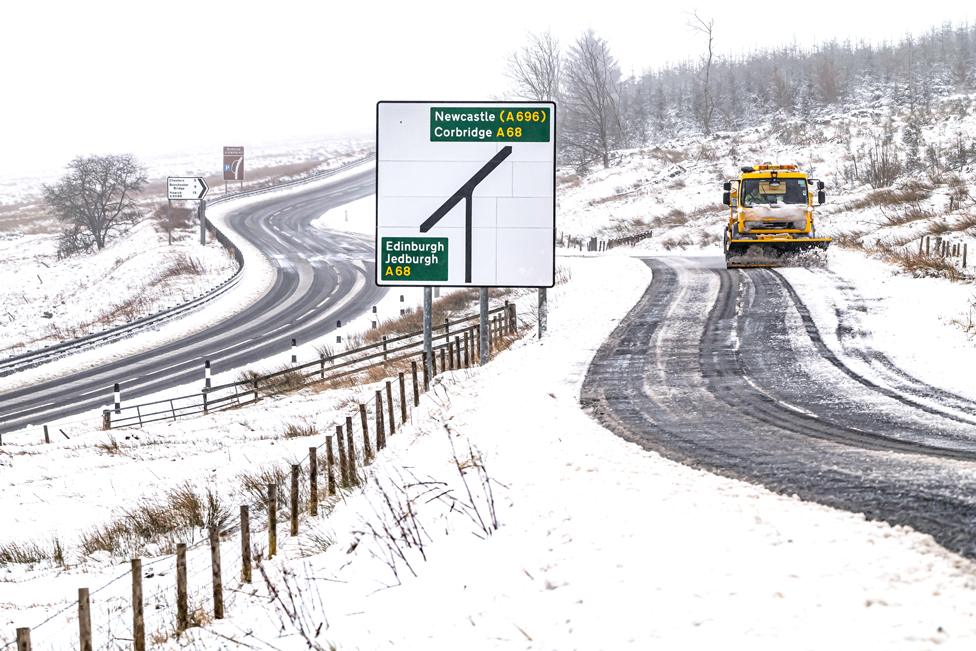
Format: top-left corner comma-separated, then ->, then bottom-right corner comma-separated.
846,180 -> 933,210
283,421 -> 318,438
876,246 -> 965,281
96,434 -> 123,456
79,484 -> 231,558
0,541 -> 48,564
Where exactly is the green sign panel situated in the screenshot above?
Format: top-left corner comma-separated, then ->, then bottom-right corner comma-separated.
430,107 -> 551,143
380,237 -> 449,281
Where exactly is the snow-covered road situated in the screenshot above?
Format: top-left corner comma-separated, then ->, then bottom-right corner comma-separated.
584,255 -> 976,558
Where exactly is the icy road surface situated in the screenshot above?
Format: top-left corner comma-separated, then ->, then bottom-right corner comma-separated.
583,256 -> 976,557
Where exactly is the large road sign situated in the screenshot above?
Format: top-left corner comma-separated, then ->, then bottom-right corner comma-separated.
223,146 -> 245,181
376,101 -> 556,287
167,176 -> 209,201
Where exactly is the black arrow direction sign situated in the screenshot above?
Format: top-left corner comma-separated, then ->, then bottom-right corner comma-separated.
195,177 -> 209,199
420,145 -> 512,283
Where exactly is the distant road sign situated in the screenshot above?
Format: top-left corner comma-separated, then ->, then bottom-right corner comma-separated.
167,177 -> 209,201
223,146 -> 245,181
376,101 -> 556,287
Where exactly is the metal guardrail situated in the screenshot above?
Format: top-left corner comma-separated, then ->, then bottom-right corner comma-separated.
104,302 -> 515,430
0,153 -> 376,377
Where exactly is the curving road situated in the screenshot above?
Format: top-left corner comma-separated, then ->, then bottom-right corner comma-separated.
582,256 -> 976,558
0,168 -> 385,435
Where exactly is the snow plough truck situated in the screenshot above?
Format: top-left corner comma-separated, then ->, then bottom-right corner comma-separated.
722,164 -> 830,268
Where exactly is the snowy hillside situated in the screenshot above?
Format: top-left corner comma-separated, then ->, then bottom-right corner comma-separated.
554,89 -> 976,338
0,219 -> 237,358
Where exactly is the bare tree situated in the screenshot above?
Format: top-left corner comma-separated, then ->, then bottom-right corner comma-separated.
562,30 -> 622,170
43,154 -> 147,255
688,11 -> 716,135
507,31 -> 561,101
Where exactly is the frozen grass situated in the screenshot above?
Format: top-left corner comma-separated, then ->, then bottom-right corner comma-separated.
78,484 -> 232,559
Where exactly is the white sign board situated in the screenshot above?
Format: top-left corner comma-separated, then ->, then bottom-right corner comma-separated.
167,176 -> 209,201
376,101 -> 556,287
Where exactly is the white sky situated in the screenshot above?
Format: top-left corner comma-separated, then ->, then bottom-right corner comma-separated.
1,0 -> 974,180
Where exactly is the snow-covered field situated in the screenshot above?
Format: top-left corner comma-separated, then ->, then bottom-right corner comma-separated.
6,91 -> 976,649
0,220 -> 237,358
0,135 -> 373,212
4,253 -> 976,650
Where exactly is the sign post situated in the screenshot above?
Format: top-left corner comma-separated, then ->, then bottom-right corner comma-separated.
167,177 -> 209,245
376,101 -> 556,358
423,287 -> 432,378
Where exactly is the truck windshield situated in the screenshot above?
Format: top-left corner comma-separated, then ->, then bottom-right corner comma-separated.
740,178 -> 807,207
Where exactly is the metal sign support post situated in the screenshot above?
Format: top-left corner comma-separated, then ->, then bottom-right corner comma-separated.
423,287 -> 433,378
538,288 -> 548,338
479,288 -> 489,365
167,199 -> 173,245
199,199 -> 207,245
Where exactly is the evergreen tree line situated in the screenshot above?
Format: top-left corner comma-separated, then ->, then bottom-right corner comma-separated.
507,22 -> 976,182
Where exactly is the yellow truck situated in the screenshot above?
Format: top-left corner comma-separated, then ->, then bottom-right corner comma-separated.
722,164 -> 831,268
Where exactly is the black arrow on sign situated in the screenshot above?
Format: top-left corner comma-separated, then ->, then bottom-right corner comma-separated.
420,145 -> 513,284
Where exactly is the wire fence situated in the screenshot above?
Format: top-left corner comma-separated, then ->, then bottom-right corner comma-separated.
2,302 -> 521,650
104,304 -> 516,430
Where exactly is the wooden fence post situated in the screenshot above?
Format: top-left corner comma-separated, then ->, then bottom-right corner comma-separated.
240,506 -> 252,583
432,347 -> 438,376
509,303 -> 517,333
412,361 -> 421,404
386,381 -> 396,436
398,373 -> 407,424
131,558 -> 145,651
421,354 -> 429,391
209,525 -> 224,619
43,425 -> 49,444
375,390 -> 386,450
964,243 -> 968,268
464,330 -> 470,367
78,588 -> 92,651
338,423 -> 350,488
346,418 -> 358,486
455,336 -> 461,368
290,465 -> 300,536
15,628 -> 29,651
309,448 -> 318,516
326,435 -> 337,496
448,340 -> 455,370
176,544 -> 188,633
268,484 -> 277,558
439,348 -> 446,374
358,404 -> 372,464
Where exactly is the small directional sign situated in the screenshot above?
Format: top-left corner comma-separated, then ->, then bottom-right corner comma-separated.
376,101 -> 556,287
167,177 -> 209,201
223,146 -> 245,181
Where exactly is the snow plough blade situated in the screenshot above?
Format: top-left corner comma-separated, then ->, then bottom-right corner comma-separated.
725,238 -> 831,268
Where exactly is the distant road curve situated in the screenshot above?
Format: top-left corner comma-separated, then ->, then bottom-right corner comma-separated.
0,167 -> 385,435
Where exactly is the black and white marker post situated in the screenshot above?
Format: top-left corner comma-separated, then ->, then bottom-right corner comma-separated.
204,360 -> 212,389
113,383 -> 121,414
291,339 -> 297,364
